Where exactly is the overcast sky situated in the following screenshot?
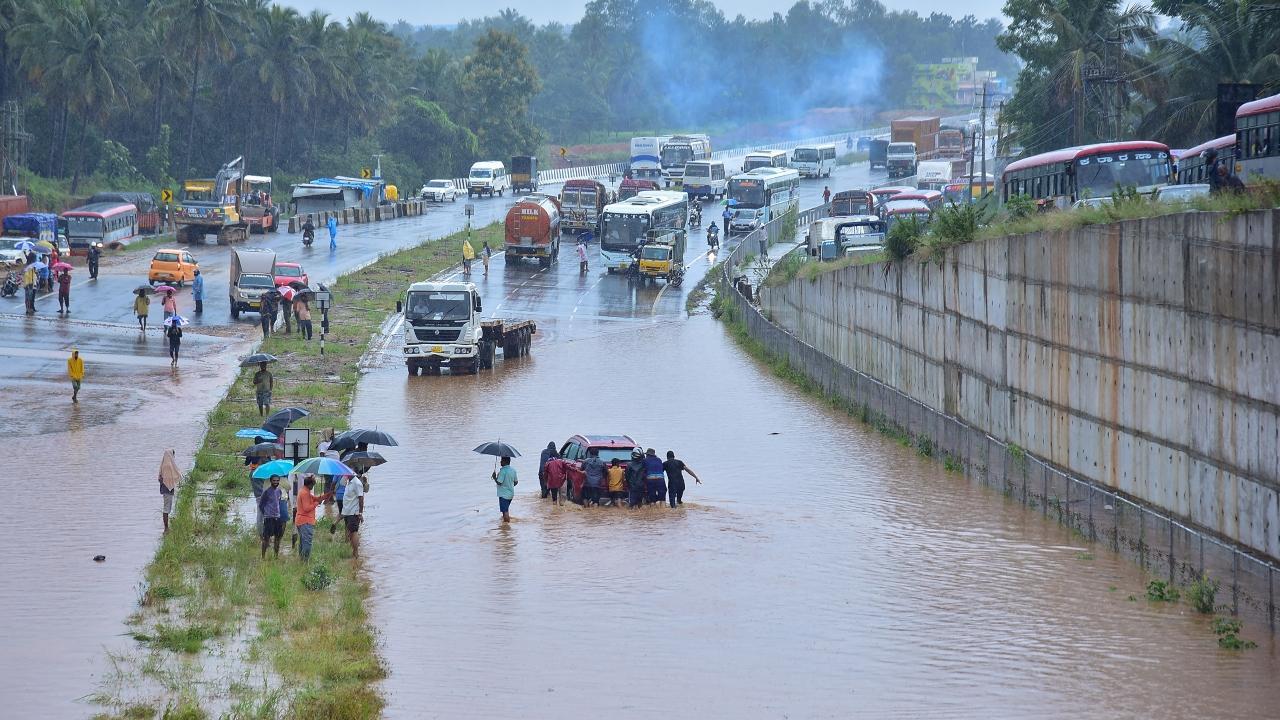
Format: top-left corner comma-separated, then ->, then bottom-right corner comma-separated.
280,0 -> 1007,28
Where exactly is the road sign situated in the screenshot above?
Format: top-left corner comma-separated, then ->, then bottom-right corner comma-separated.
464,203 -> 475,218
360,167 -> 372,179
160,188 -> 173,203
559,147 -> 567,158
314,290 -> 332,310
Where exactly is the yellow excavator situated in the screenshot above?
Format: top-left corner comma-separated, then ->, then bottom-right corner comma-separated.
174,156 -> 250,245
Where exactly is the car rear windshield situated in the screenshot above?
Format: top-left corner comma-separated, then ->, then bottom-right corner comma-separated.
153,252 -> 179,262
240,274 -> 274,288
593,447 -> 635,465
275,265 -> 301,276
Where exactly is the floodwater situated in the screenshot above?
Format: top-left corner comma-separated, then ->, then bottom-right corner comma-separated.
352,265 -> 1280,717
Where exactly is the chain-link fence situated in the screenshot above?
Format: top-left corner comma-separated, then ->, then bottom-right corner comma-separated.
722,202 -> 1280,633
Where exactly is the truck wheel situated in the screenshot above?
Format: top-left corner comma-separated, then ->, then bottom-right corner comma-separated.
407,362 -> 418,377
539,255 -> 551,269
231,302 -> 240,319
478,341 -> 494,369
467,359 -> 479,375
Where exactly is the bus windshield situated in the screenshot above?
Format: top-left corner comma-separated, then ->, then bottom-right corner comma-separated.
1075,151 -> 1170,196
684,164 -> 710,178
407,291 -> 470,322
728,179 -> 766,208
65,217 -> 104,236
742,158 -> 770,171
601,213 -> 650,250
661,145 -> 693,168
793,149 -> 819,162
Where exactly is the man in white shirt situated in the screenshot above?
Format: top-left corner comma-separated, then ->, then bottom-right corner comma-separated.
341,473 -> 365,559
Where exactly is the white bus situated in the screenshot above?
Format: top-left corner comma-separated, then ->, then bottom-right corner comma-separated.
791,143 -> 837,178
727,167 -> 800,233
742,149 -> 788,172
682,160 -> 728,199
660,134 -> 712,186
598,191 -> 688,271
629,136 -> 671,181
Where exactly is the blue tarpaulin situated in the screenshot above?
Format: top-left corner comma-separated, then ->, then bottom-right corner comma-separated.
3,213 -> 58,237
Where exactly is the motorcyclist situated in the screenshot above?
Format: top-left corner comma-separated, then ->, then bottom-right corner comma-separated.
87,242 -> 101,279
690,203 -> 701,226
302,217 -> 315,246
707,222 -> 720,250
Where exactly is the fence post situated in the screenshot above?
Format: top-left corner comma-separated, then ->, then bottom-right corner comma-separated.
1233,551 -> 1240,616
1168,520 -> 1175,584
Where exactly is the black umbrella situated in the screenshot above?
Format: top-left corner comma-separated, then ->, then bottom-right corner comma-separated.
330,428 -> 399,451
134,285 -> 154,295
343,451 -> 387,470
288,280 -> 310,290
261,407 -> 309,438
241,353 -> 278,367
241,442 -> 280,458
473,441 -> 521,458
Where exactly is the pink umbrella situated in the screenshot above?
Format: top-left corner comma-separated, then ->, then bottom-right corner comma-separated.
153,285 -> 176,294
51,261 -> 73,272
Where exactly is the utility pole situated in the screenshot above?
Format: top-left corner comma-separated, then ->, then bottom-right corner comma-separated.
979,81 -> 990,190
995,100 -> 1006,157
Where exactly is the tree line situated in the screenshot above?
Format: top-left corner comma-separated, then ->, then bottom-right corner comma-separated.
998,0 -> 1280,154
0,0 -> 1013,196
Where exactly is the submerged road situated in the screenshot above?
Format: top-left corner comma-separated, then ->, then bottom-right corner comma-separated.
0,154 -> 879,715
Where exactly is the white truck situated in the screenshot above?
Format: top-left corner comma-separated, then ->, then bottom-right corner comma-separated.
915,160 -> 952,191
886,142 -> 918,180
401,281 -> 535,376
229,247 -> 277,318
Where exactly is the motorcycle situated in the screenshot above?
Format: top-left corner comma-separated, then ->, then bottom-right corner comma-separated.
302,225 -> 315,247
706,224 -> 720,251
690,205 -> 702,227
1,271 -> 18,298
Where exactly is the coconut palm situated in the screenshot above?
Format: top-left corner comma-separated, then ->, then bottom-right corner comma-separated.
244,6 -> 314,165
153,0 -> 239,175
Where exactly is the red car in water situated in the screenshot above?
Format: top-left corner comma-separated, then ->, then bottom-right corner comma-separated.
558,434 -> 639,501
273,261 -> 308,288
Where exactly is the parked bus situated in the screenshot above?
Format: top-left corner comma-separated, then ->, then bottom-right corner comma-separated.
1177,135 -> 1235,184
682,160 -> 728,199
1235,92 -> 1279,182
829,190 -> 876,217
742,149 -> 788,172
87,192 -> 160,234
791,143 -> 837,178
1000,141 -> 1173,208
629,136 -> 671,181
942,178 -> 995,205
887,190 -> 943,212
63,202 -> 139,251
598,191 -> 688,272
728,167 -> 801,226
559,179 -> 608,235
660,134 -> 712,186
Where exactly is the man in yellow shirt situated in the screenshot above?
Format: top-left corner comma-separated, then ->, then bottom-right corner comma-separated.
67,348 -> 84,402
22,264 -> 37,314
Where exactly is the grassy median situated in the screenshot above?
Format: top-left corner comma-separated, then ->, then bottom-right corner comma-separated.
93,223 -> 503,720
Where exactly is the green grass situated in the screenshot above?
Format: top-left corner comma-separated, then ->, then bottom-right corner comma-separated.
104,223 -> 474,717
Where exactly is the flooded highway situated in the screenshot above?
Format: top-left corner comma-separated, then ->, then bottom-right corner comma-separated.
353,236 -> 1280,717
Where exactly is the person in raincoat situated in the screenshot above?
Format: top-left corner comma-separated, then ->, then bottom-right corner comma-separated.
67,348 -> 84,403
191,270 -> 204,314
538,441 -> 558,498
327,215 -> 338,250
544,456 -> 568,505
462,238 -> 475,275
133,290 -> 150,330
159,448 -> 181,534
625,449 -> 647,508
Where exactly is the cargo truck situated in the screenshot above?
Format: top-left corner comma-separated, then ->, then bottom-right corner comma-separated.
868,139 -> 889,170
401,280 -> 535,375
504,194 -> 561,268
886,142 -> 918,179
510,155 -> 539,193
559,179 -> 607,235
229,246 -> 277,318
890,116 -> 940,159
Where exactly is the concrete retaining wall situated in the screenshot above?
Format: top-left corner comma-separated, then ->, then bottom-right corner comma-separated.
287,199 -> 427,233
757,209 -> 1280,562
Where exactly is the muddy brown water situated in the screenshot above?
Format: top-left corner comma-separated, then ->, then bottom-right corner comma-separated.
352,312 -> 1280,719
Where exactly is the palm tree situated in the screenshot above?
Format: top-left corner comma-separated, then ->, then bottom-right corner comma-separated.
153,0 -> 239,176
298,10 -> 345,172
245,6 -> 314,165
1136,0 -> 1280,144
134,14 -> 189,136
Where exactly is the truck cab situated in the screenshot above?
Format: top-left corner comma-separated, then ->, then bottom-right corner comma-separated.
229,247 -> 277,318
403,281 -> 486,374
886,142 -> 918,179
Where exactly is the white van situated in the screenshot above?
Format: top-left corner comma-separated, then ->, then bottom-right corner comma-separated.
681,160 -> 727,199
792,144 -> 837,178
467,161 -> 509,198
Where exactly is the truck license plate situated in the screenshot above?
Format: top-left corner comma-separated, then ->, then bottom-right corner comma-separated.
431,346 -> 443,353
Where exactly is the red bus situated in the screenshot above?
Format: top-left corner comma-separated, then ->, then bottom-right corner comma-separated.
62,202 -> 139,252
1236,92 -> 1279,183
1001,141 -> 1173,208
1176,135 -> 1234,185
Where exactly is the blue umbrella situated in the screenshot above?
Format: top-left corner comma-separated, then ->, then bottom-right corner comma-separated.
236,428 -> 277,440
291,456 -> 356,477
28,260 -> 47,271
164,314 -> 190,327
725,199 -> 739,207
13,240 -> 34,252
251,459 -> 294,479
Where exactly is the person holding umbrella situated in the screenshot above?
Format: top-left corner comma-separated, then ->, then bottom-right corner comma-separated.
55,265 -> 71,314
161,287 -> 178,322
294,476 -> 333,562
165,315 -> 185,366
493,456 -> 517,523
133,288 -> 150,331
294,295 -> 313,341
